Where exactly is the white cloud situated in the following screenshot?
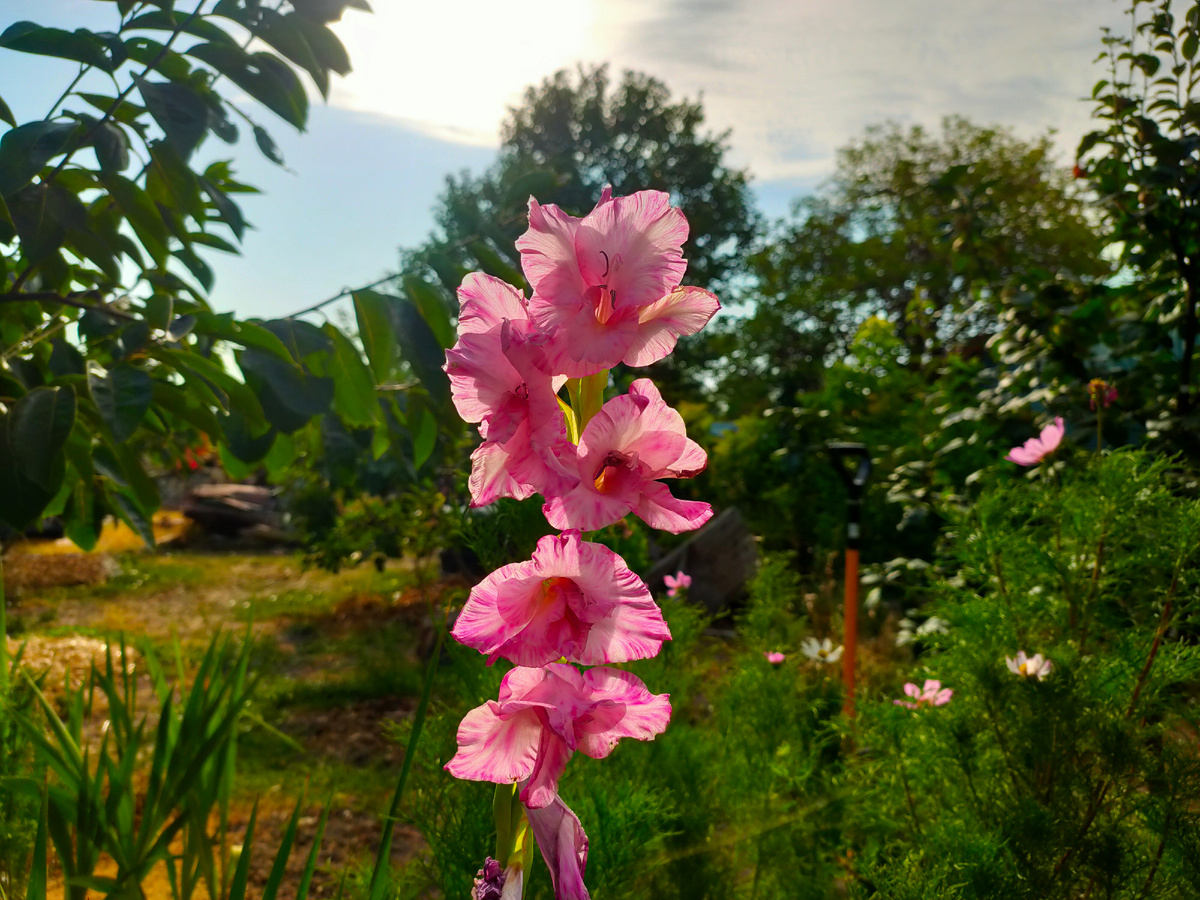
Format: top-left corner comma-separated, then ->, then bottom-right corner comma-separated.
330,0 -> 1131,181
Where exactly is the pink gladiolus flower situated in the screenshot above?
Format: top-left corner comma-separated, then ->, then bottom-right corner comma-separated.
1006,651 -> 1053,681
445,663 -> 671,809
445,274 -> 571,506
1005,417 -> 1065,466
663,570 -> 691,597
894,679 -> 953,709
517,189 -> 721,377
451,531 -> 671,666
525,792 -> 590,900
764,651 -> 786,665
542,379 -> 712,534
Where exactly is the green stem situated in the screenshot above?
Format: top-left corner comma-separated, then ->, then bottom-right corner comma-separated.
366,605 -> 449,900
0,551 -> 6,692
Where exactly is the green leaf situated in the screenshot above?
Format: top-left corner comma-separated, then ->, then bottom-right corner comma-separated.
412,405 -> 436,469
319,322 -> 378,427
76,92 -> 148,127
353,288 -> 399,383
253,124 -> 285,165
111,488 -> 156,548
0,93 -> 14,127
193,312 -> 294,359
238,349 -> 333,433
403,275 -> 455,348
223,410 -> 276,463
0,120 -> 79,197
102,173 -> 169,266
91,120 -> 130,173
392,294 -> 451,406
0,22 -> 115,71
248,9 -> 330,98
8,183 -> 86,264
0,191 -> 14,243
123,36 -> 192,80
197,175 -> 246,240
0,386 -> 77,529
188,43 -> 308,130
26,786 -> 48,900
1184,30 -> 1199,60
89,364 -> 153,442
135,75 -> 209,161
125,10 -> 239,45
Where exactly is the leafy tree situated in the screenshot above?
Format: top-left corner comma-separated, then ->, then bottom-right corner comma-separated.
720,117 -> 1110,414
1076,0 -> 1200,421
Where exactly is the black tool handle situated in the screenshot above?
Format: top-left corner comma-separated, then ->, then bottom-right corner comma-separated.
827,443 -> 871,548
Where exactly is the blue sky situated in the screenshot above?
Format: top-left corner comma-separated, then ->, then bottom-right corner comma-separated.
2,0 -> 1129,320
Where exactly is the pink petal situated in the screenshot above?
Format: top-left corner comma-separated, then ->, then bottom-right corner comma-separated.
1041,417 -> 1065,452
543,480 -> 637,533
530,298 -> 641,378
516,198 -> 587,305
468,440 -> 538,507
445,330 -> 523,425
635,482 -> 713,534
624,286 -> 721,368
524,793 -> 590,900
903,682 -> 921,699
444,702 -> 540,784
574,667 -> 671,760
934,689 -> 953,706
456,272 -> 529,335
575,191 -> 689,309
520,729 -> 574,809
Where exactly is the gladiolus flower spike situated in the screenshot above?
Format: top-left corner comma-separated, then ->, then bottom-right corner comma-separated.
444,188 -> 716,900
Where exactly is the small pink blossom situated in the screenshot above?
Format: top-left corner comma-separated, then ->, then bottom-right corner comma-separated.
445,663 -> 671,809
517,189 -> 720,377
764,651 -> 786,665
542,379 -> 712,534
444,275 -> 573,507
524,792 -> 590,900
1005,417 -> 1065,466
1006,651 -> 1053,681
894,679 -> 953,709
663,570 -> 691,597
451,531 -> 671,666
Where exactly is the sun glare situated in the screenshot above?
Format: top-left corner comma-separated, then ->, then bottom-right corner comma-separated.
329,0 -> 595,145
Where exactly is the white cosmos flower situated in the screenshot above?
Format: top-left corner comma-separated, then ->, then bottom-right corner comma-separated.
801,637 -> 843,665
1006,650 -> 1053,681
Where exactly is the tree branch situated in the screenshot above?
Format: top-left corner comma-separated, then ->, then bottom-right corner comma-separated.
0,290 -> 137,321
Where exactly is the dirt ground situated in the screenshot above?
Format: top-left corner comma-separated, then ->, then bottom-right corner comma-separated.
3,546 -> 456,900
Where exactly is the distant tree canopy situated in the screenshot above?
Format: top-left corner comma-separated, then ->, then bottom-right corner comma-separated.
714,117 -> 1111,414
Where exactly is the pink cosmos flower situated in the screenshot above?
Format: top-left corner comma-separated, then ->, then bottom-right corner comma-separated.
764,651 -> 786,665
542,379 -> 712,534
445,663 -> 671,809
517,189 -> 721,377
663,570 -> 692,597
445,274 -> 571,506
525,792 -> 590,900
1006,651 -> 1053,681
451,531 -> 671,666
1005,417 -> 1065,466
894,679 -> 953,709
